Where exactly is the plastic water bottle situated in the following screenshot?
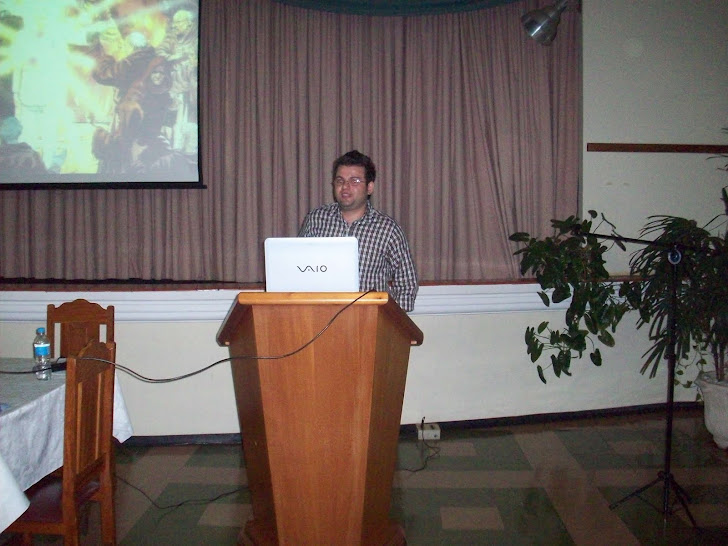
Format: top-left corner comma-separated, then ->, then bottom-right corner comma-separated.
33,327 -> 52,380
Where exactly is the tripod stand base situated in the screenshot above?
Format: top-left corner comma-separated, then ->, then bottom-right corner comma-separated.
609,471 -> 698,528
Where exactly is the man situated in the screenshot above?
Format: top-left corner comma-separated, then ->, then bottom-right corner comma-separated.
91,33 -> 179,174
298,150 -> 419,311
156,8 -> 199,155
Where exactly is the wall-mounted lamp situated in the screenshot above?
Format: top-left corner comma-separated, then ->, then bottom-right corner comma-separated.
521,0 -> 569,45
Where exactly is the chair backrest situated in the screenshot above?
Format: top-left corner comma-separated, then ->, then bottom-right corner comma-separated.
47,299 -> 115,359
62,340 -> 116,502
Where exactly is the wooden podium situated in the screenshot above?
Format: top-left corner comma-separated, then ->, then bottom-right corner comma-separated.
216,292 -> 423,545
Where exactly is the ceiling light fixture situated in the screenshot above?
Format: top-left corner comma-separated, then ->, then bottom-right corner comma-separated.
521,0 -> 569,46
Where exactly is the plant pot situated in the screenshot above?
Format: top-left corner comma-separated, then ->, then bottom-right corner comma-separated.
695,371 -> 728,449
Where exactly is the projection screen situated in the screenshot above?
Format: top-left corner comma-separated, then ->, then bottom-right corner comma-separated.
0,0 -> 201,188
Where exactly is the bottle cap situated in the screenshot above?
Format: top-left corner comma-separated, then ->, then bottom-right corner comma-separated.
37,327 -> 45,334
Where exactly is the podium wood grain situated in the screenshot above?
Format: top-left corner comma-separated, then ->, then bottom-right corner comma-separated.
217,292 -> 423,545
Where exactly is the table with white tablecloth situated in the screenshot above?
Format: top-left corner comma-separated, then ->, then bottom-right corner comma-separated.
0,357 -> 133,533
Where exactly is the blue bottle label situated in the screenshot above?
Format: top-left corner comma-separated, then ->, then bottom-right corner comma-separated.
34,342 -> 50,357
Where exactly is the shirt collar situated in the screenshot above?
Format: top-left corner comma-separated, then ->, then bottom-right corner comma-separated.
336,200 -> 374,225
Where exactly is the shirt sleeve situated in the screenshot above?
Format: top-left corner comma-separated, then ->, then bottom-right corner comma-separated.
298,212 -> 312,237
387,226 -> 418,312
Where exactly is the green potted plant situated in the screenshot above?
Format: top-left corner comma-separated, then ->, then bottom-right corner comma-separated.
509,185 -> 728,448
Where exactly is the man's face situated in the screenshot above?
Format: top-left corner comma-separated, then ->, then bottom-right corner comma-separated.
332,165 -> 373,213
172,11 -> 193,38
150,67 -> 165,86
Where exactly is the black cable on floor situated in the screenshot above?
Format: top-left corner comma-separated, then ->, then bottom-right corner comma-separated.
115,474 -> 244,511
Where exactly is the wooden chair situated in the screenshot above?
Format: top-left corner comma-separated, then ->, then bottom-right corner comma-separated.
47,299 -> 115,359
8,340 -> 118,545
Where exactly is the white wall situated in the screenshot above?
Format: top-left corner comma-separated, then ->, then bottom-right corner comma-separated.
582,0 -> 728,272
0,287 -> 687,436
2,0 -> 727,437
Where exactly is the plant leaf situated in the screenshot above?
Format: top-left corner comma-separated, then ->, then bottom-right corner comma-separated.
530,343 -> 543,363
551,354 -> 561,377
597,331 -> 615,347
538,291 -> 550,307
584,313 -> 598,335
558,350 -> 571,374
509,232 -> 531,242
552,285 -> 570,304
590,348 -> 602,366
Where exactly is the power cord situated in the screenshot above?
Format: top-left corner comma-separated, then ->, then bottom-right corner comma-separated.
115,473 -> 243,511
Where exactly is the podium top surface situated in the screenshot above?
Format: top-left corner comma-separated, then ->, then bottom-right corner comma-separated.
216,291 -> 423,347
234,291 -> 388,306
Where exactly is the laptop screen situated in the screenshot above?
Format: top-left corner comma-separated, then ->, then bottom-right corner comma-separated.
264,237 -> 360,293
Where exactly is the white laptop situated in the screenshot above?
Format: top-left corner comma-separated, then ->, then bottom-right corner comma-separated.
264,237 -> 360,292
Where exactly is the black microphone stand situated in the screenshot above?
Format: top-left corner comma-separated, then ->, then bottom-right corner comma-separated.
579,229 -> 697,527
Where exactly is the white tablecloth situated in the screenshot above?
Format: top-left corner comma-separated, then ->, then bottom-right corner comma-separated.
0,358 -> 133,533
0,455 -> 29,534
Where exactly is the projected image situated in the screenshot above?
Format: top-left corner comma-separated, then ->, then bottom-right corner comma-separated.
0,0 -> 200,186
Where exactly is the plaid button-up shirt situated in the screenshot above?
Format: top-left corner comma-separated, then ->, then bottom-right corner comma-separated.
298,202 -> 418,311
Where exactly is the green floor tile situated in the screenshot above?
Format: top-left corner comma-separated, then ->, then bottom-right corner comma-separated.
184,444 -> 246,468
115,443 -> 151,464
391,487 -> 573,545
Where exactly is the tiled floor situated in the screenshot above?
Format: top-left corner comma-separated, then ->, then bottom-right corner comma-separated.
3,407 -> 728,545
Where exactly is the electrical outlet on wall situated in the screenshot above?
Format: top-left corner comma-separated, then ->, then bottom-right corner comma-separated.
416,422 -> 441,441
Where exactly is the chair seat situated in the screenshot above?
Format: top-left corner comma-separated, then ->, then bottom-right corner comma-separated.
19,475 -> 100,524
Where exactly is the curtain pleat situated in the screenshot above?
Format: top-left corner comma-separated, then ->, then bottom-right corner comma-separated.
0,0 -> 580,284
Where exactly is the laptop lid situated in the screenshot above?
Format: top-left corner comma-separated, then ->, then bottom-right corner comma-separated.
264,237 -> 360,292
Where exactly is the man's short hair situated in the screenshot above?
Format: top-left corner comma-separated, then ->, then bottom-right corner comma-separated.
332,150 -> 376,183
